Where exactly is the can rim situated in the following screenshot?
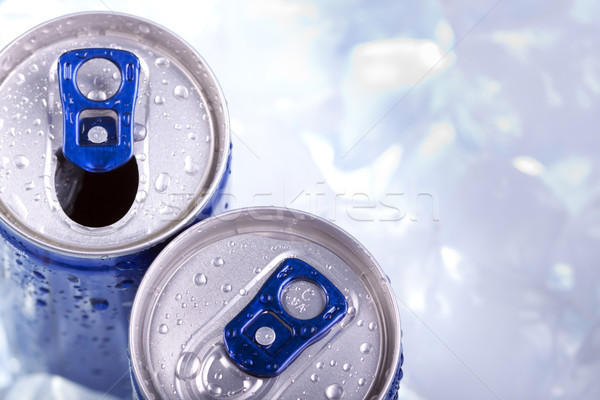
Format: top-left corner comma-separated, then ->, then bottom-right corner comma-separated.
0,11 -> 231,258
129,206 -> 402,400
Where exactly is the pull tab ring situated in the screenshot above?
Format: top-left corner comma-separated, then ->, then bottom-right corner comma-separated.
58,48 -> 140,172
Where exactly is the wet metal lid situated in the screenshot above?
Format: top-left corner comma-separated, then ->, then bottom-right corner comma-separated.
129,207 -> 402,400
0,12 -> 229,257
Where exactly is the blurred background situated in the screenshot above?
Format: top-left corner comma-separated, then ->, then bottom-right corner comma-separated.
1,0 -> 599,399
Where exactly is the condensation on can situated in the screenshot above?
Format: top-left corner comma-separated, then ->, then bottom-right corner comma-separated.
129,207 -> 403,400
0,12 -> 230,397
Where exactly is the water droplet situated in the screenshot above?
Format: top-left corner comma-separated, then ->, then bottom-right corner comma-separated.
330,360 -> 337,367
174,85 -> 189,100
33,194 -> 41,201
134,123 -> 147,141
238,288 -> 247,296
155,57 -> 170,68
311,373 -> 319,383
358,378 -> 366,386
115,279 -> 133,289
15,73 -> 25,85
214,371 -> 223,380
254,266 -> 262,274
207,383 -> 222,396
91,298 -> 109,311
154,95 -> 165,105
368,322 -> 377,331
347,306 -> 356,316
174,352 -> 200,380
14,155 -> 29,169
359,343 -> 372,354
138,24 -> 150,34
193,273 -> 207,286
184,155 -> 200,175
325,383 -> 344,400
188,132 -> 198,140
67,275 -> 79,283
222,284 -> 232,293
326,264 -> 332,270
161,79 -> 169,85
205,135 -> 211,143
87,90 -> 108,101
316,361 -> 324,369
357,320 -> 364,327
135,190 -> 147,203
2,56 -> 14,71
177,319 -> 183,325
29,64 -> 39,73
154,173 -> 171,193
212,257 -> 224,267
175,293 -> 182,301
202,113 -> 208,122
158,324 -> 169,334
33,118 -> 41,126
343,363 -> 352,371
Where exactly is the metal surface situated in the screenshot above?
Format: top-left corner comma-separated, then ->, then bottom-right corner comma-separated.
0,12 -> 230,398
0,11 -> 230,256
129,207 -> 402,400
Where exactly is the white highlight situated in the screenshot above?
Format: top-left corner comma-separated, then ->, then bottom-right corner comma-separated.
303,132 -> 402,197
352,38 -> 454,91
420,123 -> 455,156
513,156 -> 544,176
441,246 -> 462,282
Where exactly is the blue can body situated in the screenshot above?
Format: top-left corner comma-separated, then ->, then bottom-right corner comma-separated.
0,157 -> 230,397
0,229 -> 159,397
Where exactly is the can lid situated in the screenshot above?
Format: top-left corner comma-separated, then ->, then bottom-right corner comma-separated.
0,12 -> 229,257
129,207 -> 402,400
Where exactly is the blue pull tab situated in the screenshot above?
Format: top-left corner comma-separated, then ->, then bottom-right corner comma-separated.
224,258 -> 348,377
58,48 -> 140,172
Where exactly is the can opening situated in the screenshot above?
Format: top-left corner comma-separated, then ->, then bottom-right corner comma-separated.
54,150 -> 139,227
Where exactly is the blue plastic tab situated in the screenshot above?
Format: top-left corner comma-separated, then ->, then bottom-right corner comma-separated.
224,258 -> 348,377
58,48 -> 140,172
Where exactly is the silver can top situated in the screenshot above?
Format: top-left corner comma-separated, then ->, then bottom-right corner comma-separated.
129,207 -> 402,400
0,12 -> 229,257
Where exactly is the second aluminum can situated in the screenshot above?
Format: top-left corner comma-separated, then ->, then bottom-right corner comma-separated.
129,207 -> 403,400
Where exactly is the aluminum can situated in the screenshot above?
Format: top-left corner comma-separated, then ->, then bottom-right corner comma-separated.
129,207 -> 403,400
0,12 -> 230,397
